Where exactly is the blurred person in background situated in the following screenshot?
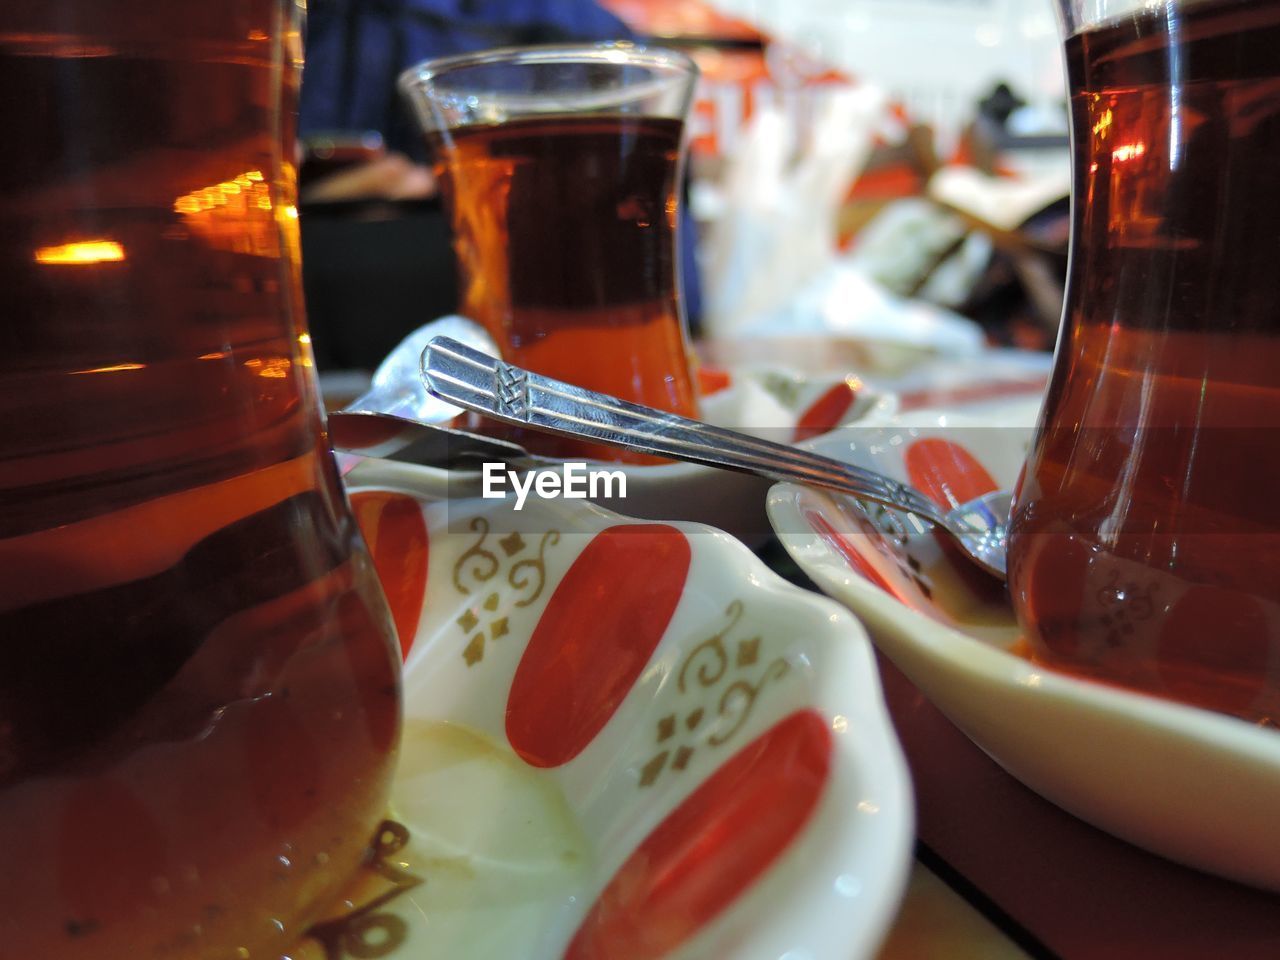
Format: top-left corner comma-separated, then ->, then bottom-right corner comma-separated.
297,1 -> 703,374
300,0 -> 635,179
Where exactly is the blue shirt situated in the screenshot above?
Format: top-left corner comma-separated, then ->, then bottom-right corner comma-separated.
299,0 -> 701,325
301,0 -> 635,157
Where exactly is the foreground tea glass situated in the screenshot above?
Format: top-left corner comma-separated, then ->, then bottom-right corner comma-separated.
0,3 -> 401,957
1009,0 -> 1280,721
399,43 -> 701,462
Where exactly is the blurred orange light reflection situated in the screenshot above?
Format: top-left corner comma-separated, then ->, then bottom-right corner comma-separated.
244,357 -> 292,379
70,363 -> 146,375
173,170 -> 277,257
1112,141 -> 1146,162
35,240 -> 126,265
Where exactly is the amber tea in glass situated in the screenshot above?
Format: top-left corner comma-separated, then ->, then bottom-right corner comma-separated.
0,3 -> 402,957
1009,0 -> 1280,722
399,44 -> 700,463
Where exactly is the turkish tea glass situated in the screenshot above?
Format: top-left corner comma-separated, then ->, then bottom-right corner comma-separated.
0,3 -> 402,956
399,43 -> 701,463
1009,0 -> 1280,722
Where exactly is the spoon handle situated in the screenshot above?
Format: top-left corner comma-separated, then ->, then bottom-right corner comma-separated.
420,336 -> 948,524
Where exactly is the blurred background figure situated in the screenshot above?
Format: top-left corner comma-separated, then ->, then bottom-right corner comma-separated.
298,0 -> 705,375
300,0 -> 636,168
297,130 -> 435,204
297,0 -> 1073,389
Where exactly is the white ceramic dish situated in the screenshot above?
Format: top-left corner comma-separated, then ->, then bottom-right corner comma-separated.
287,458 -> 913,960
766,399 -> 1280,891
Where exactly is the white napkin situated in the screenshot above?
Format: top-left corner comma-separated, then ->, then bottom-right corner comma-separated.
702,84 -> 886,335
700,83 -> 986,354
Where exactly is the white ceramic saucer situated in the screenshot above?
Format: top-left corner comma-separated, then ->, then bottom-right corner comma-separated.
766,399 -> 1280,892
287,458 -> 913,960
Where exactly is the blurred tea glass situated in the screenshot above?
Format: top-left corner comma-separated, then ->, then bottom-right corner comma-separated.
399,43 -> 700,462
1009,0 -> 1280,722
0,2 -> 401,957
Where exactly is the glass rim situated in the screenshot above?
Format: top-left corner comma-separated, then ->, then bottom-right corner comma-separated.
397,41 -> 699,97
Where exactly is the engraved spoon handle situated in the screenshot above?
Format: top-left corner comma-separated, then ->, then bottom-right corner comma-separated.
420,336 -> 951,525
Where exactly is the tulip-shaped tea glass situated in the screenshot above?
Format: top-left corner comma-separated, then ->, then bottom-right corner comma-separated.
1009,0 -> 1280,722
0,3 -> 401,957
399,43 -> 701,462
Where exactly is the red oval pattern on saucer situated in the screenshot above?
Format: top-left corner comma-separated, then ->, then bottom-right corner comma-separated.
794,381 -> 860,443
564,709 -> 833,960
349,491 -> 429,660
696,366 -> 733,396
904,438 -> 999,510
507,524 -> 691,768
806,508 -> 906,602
